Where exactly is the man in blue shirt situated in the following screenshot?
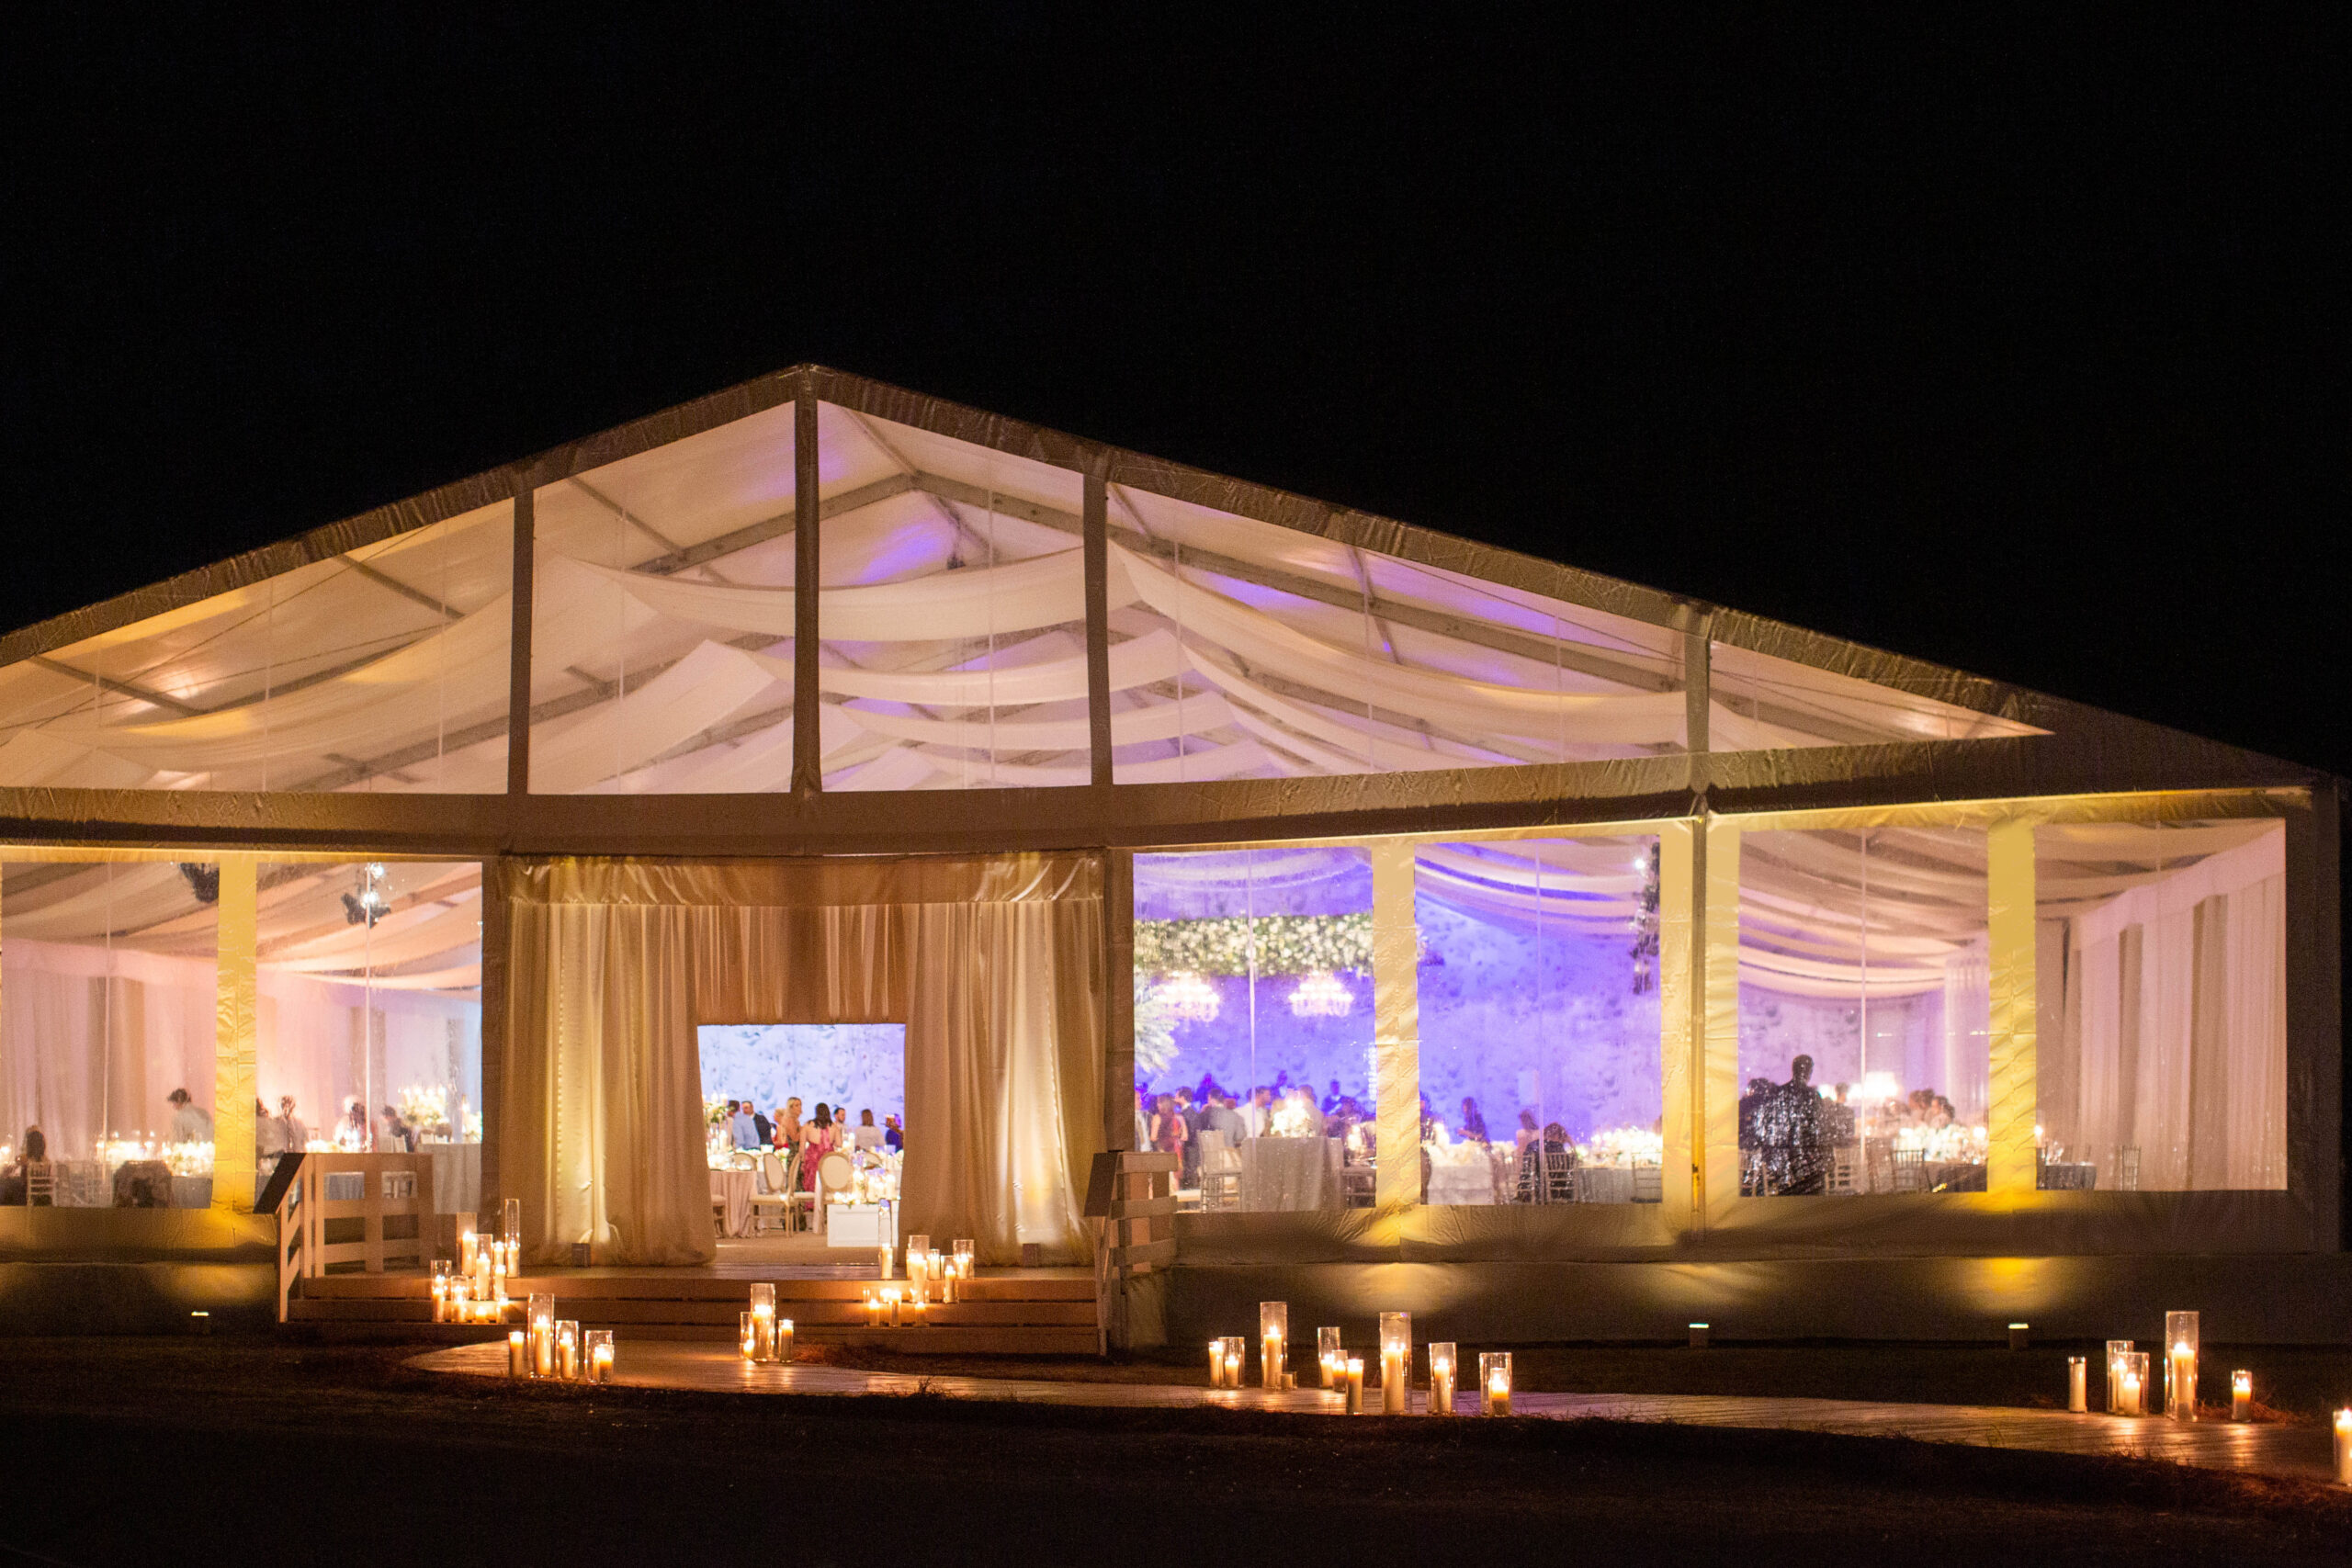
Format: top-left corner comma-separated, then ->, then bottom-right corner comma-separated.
729,1099 -> 759,1150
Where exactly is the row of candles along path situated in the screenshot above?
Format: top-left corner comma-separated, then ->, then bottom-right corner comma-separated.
862,1235 -> 975,1326
506,1294 -> 615,1384
1211,1305 -> 1514,1416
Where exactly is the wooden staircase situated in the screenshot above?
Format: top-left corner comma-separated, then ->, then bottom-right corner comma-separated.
285,1269 -> 1099,1355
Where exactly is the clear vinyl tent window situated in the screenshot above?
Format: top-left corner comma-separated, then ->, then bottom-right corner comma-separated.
254,862 -> 482,1196
1106,487 -> 1689,784
0,502 -> 513,793
1,859 -> 220,1207
1736,827 -> 1991,1195
2032,818 -> 2286,1191
1414,837 -> 1665,1206
1133,847 -> 1374,1212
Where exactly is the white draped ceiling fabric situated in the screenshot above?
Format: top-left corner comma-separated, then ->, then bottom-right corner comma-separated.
500,854 -> 1102,1267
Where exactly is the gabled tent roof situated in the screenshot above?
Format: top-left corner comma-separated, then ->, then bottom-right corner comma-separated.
0,365 -> 2322,829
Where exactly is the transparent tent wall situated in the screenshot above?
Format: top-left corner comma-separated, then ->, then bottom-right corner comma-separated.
1414,837 -> 1664,1206
0,502 -> 512,793
1,860 -> 220,1206
1134,847 -> 1373,1212
1108,485 -> 1689,784
1736,827 -> 1990,1196
2032,818 -> 2286,1192
256,860 -> 482,1213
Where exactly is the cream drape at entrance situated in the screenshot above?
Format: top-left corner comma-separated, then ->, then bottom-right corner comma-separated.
501,854 -> 1103,1267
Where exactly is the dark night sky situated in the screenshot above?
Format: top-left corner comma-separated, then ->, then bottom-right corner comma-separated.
3,13 -> 2343,773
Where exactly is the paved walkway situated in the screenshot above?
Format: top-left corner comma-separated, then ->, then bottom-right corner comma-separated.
412,1341 -> 2343,1486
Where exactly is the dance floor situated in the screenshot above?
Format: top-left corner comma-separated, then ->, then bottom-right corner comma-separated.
412,1340 -> 2343,1485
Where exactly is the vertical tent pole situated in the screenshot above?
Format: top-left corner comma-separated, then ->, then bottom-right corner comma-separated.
504,483 -> 535,795
1083,469 -> 1113,790
1105,848 -> 1135,1151
1701,819 -> 1743,1227
1657,819 -> 1698,1235
1986,818 -> 2039,1194
1370,839 -> 1421,1208
792,381 -> 822,796
213,856 -> 258,1213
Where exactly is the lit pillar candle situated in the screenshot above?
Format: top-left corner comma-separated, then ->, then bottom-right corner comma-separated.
2169,1341 -> 2197,1421
749,1283 -> 777,1361
884,1286 -> 902,1327
775,1318 -> 794,1364
1428,1343 -> 1457,1416
1260,1303 -> 1289,1393
1480,1351 -> 1513,1416
2106,1340 -> 2132,1411
2335,1409 -> 2352,1485
2120,1363 -> 2143,1416
954,1244 -> 974,1289
877,1245 -> 892,1280
459,1228 -> 479,1277
555,1321 -> 579,1382
2232,1371 -> 2253,1422
741,1311 -> 758,1361
1317,1327 -> 1343,1388
1209,1340 -> 1227,1387
1378,1312 -> 1412,1416
431,1278 -> 447,1325
1345,1357 -> 1365,1414
2068,1356 -> 2087,1413
863,1289 -> 882,1329
507,1330 -> 526,1379
586,1329 -> 614,1385
528,1294 -> 555,1378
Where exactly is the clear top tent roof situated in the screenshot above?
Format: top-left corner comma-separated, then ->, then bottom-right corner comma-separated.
0,367 -> 2047,803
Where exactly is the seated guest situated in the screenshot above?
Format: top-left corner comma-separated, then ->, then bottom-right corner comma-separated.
379,1104 -> 415,1154
1458,1096 -> 1488,1144
166,1089 -> 213,1145
1515,1122 -> 1573,1203
1514,1109 -> 1540,1152
1822,1084 -> 1858,1146
852,1108 -> 885,1152
1323,1078 -> 1343,1114
883,1113 -> 903,1153
3,1126 -> 49,1205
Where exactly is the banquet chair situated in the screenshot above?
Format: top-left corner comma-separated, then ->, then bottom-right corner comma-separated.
1632,1165 -> 1662,1203
1826,1145 -> 1860,1195
751,1152 -> 797,1235
23,1160 -> 54,1207
1195,1130 -> 1242,1211
813,1150 -> 854,1233
1543,1149 -> 1576,1204
1890,1147 -> 1927,1193
1339,1165 -> 1377,1208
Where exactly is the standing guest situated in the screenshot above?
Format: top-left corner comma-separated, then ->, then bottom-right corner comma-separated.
729,1100 -> 760,1151
752,1103 -> 775,1147
338,1100 -> 369,1151
775,1098 -> 804,1149
1206,1090 -> 1247,1146
277,1096 -> 310,1152
1174,1087 -> 1204,1186
165,1089 -> 213,1145
1239,1087 -> 1272,1138
1822,1084 -> 1858,1148
1457,1096 -> 1488,1144
1149,1095 -> 1186,1161
798,1105 -> 838,1190
852,1108 -> 885,1152
1323,1078 -> 1343,1114
379,1105 -> 416,1153
883,1113 -> 904,1153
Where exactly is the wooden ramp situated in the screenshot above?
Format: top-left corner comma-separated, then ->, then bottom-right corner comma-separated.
286,1267 -> 1100,1355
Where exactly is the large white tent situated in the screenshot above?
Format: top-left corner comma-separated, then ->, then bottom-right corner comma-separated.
0,367 -> 2337,1325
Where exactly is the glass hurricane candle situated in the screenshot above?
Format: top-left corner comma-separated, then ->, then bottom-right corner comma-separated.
1479,1351 -> 1513,1416
2165,1311 -> 2199,1420
2068,1356 -> 2087,1413
749,1283 -> 778,1361
1317,1327 -> 1343,1388
507,1330 -> 526,1379
1345,1357 -> 1365,1414
1378,1313 -> 1412,1415
528,1294 -> 555,1378
1428,1343 -> 1457,1416
555,1320 -> 580,1382
2335,1409 -> 2352,1484
741,1311 -> 759,1361
585,1329 -> 614,1385
2106,1340 -> 2133,1411
502,1197 -> 521,1261
431,1259 -> 453,1323
2233,1371 -> 2253,1422
2120,1351 -> 2148,1416
459,1227 -> 480,1276
1260,1303 -> 1289,1392
953,1241 -> 974,1285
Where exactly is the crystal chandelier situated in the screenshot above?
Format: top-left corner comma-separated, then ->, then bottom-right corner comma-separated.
1287,970 -> 1354,1019
1157,972 -> 1221,1024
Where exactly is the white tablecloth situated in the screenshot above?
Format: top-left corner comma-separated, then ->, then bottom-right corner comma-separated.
1425,1159 -> 1494,1205
825,1201 -> 896,1247
1239,1137 -> 1340,1212
709,1168 -> 753,1236
1575,1167 -> 1637,1204
425,1143 -> 481,1213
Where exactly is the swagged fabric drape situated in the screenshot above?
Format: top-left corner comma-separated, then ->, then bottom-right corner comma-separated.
502,853 -> 1103,1266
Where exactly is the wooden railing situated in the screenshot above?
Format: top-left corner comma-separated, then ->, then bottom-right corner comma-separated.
271,1151 -> 439,1323
1086,1149 -> 1178,1354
